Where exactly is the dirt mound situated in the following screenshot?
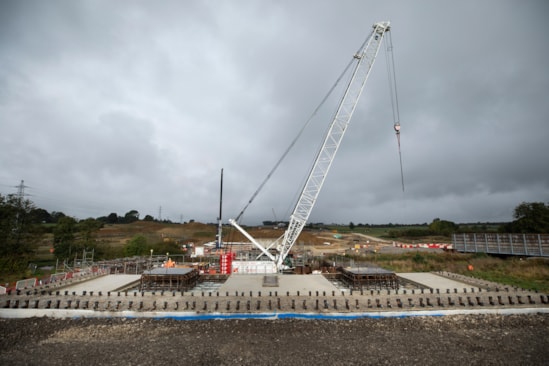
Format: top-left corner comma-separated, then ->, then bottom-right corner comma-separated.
0,314 -> 547,365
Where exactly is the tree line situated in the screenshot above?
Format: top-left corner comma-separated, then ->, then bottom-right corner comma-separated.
380,202 -> 549,238
31,208 -> 172,225
0,194 -> 183,274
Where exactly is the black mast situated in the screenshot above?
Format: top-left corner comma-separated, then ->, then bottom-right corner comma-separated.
216,168 -> 223,248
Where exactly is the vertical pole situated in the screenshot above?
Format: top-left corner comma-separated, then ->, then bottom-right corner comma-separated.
473,233 -> 477,253
14,180 -> 25,235
217,168 -> 224,249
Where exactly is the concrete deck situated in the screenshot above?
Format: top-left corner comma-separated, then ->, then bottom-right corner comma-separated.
62,275 -> 141,293
398,272 -> 470,290
219,274 -> 339,294
4,272 -> 546,317
57,273 -> 475,294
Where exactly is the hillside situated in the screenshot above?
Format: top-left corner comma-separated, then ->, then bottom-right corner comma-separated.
97,221 -> 218,246
96,221 -> 352,248
91,221 -> 392,259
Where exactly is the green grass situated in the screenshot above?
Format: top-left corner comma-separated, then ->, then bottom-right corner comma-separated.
346,252 -> 549,293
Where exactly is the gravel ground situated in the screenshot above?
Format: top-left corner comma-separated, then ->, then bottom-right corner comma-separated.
1,313 -> 548,365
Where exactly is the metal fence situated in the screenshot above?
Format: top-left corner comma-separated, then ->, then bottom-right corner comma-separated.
452,233 -> 549,257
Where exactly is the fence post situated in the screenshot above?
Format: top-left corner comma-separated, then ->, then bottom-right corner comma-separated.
473,233 -> 477,253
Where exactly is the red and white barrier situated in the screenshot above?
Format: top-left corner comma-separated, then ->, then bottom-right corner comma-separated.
393,242 -> 453,250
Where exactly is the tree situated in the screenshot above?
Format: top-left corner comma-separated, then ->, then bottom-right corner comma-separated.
77,218 -> 103,250
124,235 -> 148,256
123,210 -> 139,224
143,214 -> 154,221
349,222 -> 355,231
501,202 -> 549,233
53,216 -> 78,259
152,241 -> 181,257
50,211 -> 67,223
429,218 -> 458,237
106,212 -> 118,224
30,208 -> 52,224
0,194 -> 40,272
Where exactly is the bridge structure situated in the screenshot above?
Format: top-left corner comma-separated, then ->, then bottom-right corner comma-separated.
1,271 -> 548,319
453,233 -> 549,257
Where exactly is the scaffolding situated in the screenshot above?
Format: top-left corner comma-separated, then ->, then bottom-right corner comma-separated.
139,268 -> 199,291
339,267 -> 399,290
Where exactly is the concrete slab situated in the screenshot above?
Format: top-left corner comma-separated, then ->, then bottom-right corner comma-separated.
57,273 -> 474,294
63,275 -> 141,293
219,274 -> 339,295
398,273 -> 470,291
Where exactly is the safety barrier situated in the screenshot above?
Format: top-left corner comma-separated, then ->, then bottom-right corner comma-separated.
2,268 -> 109,295
15,278 -> 37,290
394,243 -> 453,250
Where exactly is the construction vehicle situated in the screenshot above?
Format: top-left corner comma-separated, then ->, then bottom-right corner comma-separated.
230,21 -> 395,271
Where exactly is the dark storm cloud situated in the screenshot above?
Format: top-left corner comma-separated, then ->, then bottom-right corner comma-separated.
1,0 -> 548,225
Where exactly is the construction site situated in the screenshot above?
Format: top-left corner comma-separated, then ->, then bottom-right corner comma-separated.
2,19 -> 548,322
2,262 -> 548,315
1,267 -> 549,365
1,19 -> 548,365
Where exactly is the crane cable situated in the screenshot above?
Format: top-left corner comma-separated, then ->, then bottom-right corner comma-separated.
385,30 -> 405,192
234,36 -> 372,223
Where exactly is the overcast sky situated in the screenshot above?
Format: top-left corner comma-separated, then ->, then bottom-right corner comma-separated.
1,0 -> 548,225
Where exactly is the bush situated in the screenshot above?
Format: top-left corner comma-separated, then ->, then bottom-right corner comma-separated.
412,252 -> 425,264
124,235 -> 148,256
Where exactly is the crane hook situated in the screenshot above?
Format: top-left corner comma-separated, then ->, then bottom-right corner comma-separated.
394,122 -> 400,135
393,122 -> 405,192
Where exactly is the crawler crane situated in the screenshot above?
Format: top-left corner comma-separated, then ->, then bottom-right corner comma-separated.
230,21 -> 395,271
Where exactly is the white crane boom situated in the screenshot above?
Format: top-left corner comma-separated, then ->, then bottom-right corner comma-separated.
276,21 -> 390,269
230,21 -> 391,271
